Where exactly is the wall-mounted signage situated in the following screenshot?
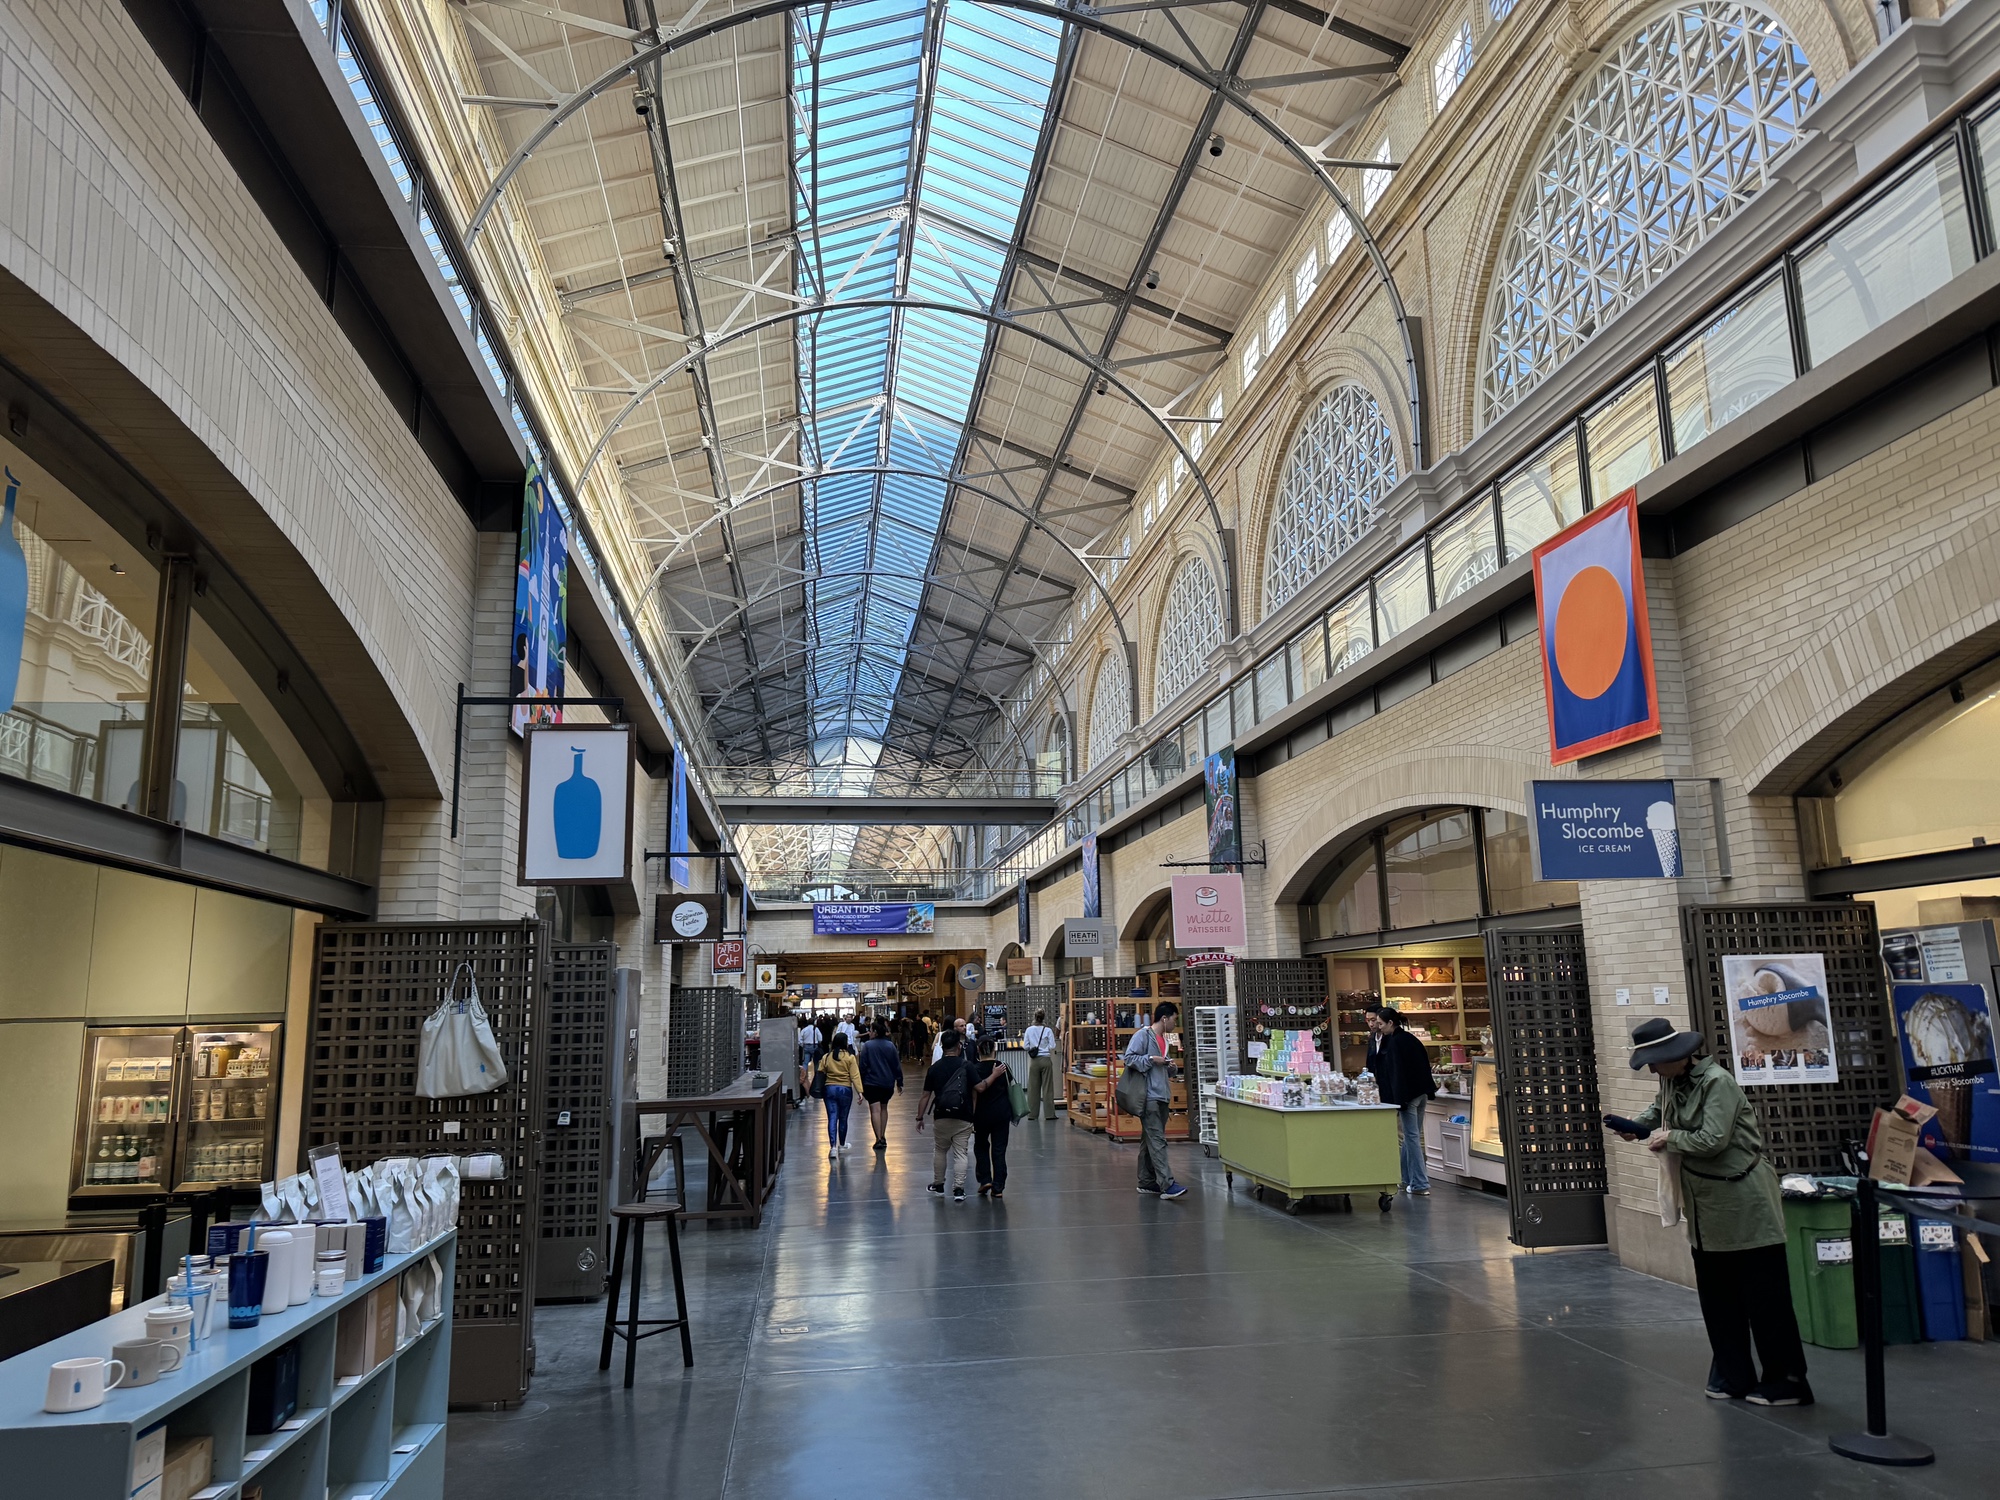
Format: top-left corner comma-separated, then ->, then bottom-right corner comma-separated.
1891,981 -> 1997,1163
712,939 -> 745,973
518,724 -> 634,885
1528,780 -> 1681,880
1205,747 -> 1242,871
1532,491 -> 1659,765
1171,873 -> 1245,953
1004,957 -> 1036,978
1081,833 -> 1101,920
1063,918 -> 1113,959
1722,954 -> 1836,1087
812,902 -> 936,936
1184,951 -> 1235,968
669,750 -> 691,888
957,962 -> 985,991
1017,880 -> 1030,945
754,962 -> 779,991
511,465 -> 568,735
656,891 -> 723,943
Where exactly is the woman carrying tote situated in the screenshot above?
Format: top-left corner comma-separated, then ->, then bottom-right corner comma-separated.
1609,1017 -> 1811,1406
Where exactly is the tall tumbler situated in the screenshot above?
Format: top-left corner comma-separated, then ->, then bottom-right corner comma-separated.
227,1251 -> 270,1329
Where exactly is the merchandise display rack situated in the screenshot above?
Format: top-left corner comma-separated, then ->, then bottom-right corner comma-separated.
0,1231 -> 456,1500
1191,1005 -> 1241,1150
1063,994 -> 1112,1132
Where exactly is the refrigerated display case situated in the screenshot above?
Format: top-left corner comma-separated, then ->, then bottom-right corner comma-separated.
68,1024 -> 281,1205
1470,1057 -> 1503,1159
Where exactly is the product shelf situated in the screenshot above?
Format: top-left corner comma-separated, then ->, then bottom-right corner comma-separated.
241,1404 -> 328,1479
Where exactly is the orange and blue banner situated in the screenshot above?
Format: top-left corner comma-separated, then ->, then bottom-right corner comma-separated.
1532,490 -> 1660,765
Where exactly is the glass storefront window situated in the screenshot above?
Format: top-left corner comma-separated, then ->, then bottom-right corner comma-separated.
1584,366 -> 1664,503
1814,669 -> 2000,865
1482,810 -> 1580,913
1326,590 -> 1373,674
1382,810 -> 1480,928
1663,275 -> 1793,451
1306,841 -> 1380,940
1797,144 -> 1977,366
1373,547 -> 1430,644
1428,496 -> 1500,607
1979,106 -> 2000,240
1499,429 -> 1585,563
0,440 -> 157,810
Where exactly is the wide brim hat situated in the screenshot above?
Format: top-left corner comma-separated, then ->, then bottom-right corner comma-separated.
1628,1017 -> 1703,1069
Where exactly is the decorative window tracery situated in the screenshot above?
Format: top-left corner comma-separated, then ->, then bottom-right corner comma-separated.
1154,556 -> 1223,707
1479,2 -> 1817,423
1262,385 -> 1399,613
1088,651 -> 1131,768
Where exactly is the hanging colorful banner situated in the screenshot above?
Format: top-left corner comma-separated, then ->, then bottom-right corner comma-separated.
812,902 -> 936,936
1890,981 -> 1997,1164
511,465 -> 568,735
1532,490 -> 1659,765
669,749 -> 691,888
1018,879 -> 1030,945
1205,746 -> 1242,871
1081,832 -> 1101,920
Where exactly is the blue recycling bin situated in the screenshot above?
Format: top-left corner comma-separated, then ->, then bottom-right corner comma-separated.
1913,1217 -> 1966,1341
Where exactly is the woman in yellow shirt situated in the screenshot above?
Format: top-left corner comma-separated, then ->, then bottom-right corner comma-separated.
816,1031 -> 865,1157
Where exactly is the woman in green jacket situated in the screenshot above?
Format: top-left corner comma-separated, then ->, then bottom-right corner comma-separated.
1612,1017 -> 1811,1406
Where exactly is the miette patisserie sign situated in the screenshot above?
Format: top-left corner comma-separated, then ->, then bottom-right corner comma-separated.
1172,874 -> 1246,952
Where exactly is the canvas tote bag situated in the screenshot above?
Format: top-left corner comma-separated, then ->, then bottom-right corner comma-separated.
418,962 -> 509,1097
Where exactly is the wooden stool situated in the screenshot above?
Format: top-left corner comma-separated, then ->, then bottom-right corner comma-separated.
635,1132 -> 689,1211
598,1202 -> 693,1387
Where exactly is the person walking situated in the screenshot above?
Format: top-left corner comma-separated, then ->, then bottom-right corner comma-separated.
933,1015 -> 970,1064
858,1019 -> 904,1152
1122,1001 -> 1186,1201
796,1014 -> 822,1108
1023,1010 -> 1060,1121
917,1028 -> 977,1201
971,1048 -> 1015,1198
814,1030 -> 864,1159
1371,1007 -> 1436,1195
1610,1018 -> 1812,1406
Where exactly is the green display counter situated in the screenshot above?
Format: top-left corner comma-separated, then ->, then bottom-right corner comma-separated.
1783,1195 -> 1921,1349
1215,1097 -> 1402,1212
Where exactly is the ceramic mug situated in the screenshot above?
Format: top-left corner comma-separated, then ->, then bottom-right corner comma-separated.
111,1338 -> 183,1387
45,1356 -> 125,1412
143,1303 -> 195,1355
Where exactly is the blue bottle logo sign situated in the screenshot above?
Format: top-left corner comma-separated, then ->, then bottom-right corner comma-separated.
0,468 -> 28,715
552,746 -> 602,859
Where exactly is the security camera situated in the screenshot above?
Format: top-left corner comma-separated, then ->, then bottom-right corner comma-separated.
634,89 -> 653,118
1144,268 -> 1159,291
1094,378 -> 1108,395
1209,134 -> 1223,158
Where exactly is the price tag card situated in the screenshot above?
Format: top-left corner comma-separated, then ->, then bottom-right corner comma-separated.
279,1417 -> 308,1431
244,1448 -> 275,1462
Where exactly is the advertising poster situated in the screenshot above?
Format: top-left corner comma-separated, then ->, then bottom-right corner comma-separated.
1721,954 -> 1836,1086
1531,491 -> 1660,765
1890,981 -> 1998,1164
1081,832 -> 1101,920
1018,879 -> 1030,945
1205,746 -> 1242,871
669,748 -> 691,888
1171,872 -> 1246,952
812,902 -> 936,936
511,465 -> 568,735
518,724 -> 634,885
1528,780 -> 1681,879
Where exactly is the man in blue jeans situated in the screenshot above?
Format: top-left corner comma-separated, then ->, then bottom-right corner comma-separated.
1369,1006 -> 1436,1194
1122,1001 -> 1187,1201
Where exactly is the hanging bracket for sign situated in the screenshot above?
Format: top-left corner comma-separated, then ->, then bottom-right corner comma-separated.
451,685 -> 624,837
1159,840 -> 1266,870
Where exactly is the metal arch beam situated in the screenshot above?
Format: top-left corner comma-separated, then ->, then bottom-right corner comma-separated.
464,0 -> 1429,470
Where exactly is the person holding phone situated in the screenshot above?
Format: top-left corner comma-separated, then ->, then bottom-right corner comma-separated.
1609,1018 -> 1809,1407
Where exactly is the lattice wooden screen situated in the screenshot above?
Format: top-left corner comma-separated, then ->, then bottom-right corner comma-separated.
666,986 -> 744,1095
1236,959 -> 1330,1061
539,943 -> 616,1301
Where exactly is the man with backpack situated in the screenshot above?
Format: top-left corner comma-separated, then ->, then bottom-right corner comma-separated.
917,1027 -> 977,1201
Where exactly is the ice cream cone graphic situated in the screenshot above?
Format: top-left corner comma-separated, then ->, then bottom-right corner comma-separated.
1905,989 -> 1989,1159
1645,800 -> 1679,877
1930,1082 -> 1973,1159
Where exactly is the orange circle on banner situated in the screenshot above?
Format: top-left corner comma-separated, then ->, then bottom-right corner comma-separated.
1553,565 -> 1628,700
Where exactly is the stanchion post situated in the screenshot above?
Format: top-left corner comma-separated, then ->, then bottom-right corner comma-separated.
1829,1174 -> 1934,1466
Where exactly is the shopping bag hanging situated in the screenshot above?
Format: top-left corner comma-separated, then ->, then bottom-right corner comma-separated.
417,962 -> 509,1098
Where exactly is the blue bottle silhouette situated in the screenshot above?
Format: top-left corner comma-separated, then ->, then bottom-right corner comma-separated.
0,469 -> 27,714
552,747 -> 601,859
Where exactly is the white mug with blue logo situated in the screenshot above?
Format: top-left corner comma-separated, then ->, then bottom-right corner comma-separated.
44,1355 -> 125,1412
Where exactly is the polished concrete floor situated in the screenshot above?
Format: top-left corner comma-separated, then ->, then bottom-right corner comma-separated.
447,1104 -> 1999,1499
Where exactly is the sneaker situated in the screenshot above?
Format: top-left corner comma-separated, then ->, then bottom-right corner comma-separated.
873,1141 -> 886,1152
978,1184 -> 991,1197
952,1190 -> 966,1203
1407,1187 -> 1431,1196
1137,1184 -> 1162,1196
1160,1182 -> 1188,1201
1705,1380 -> 1747,1401
990,1189 -> 1004,1200
926,1183 -> 945,1197
1745,1378 -> 1814,1407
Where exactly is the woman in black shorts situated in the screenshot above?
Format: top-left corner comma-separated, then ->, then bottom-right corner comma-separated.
856,1019 -> 905,1151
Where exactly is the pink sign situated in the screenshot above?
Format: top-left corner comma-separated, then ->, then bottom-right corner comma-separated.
1171,873 -> 1246,952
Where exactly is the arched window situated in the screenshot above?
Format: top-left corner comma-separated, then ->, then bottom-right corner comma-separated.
1478,3 -> 1817,424
1040,714 -> 1070,785
1088,652 -> 1130,768
1155,556 -> 1223,707
1263,385 -> 1399,612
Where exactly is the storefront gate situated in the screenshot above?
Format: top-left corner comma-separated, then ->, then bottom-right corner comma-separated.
1484,927 -> 1608,1248
538,942 -> 622,1302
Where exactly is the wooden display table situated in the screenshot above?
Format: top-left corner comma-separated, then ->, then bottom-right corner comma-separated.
1065,1071 -> 1109,1132
1215,1097 -> 1401,1213
633,1072 -> 787,1228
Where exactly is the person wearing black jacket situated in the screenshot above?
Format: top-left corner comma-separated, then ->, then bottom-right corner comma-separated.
1370,1006 -> 1436,1195
970,1052 -> 1014,1198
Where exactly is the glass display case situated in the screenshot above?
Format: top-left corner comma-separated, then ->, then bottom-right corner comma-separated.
68,1023 -> 282,1204
1469,1056 -> 1503,1161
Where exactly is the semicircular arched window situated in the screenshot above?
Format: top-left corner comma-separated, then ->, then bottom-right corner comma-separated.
1087,652 -> 1131,769
1263,384 -> 1399,614
1154,556 -> 1223,708
1478,2 -> 1817,425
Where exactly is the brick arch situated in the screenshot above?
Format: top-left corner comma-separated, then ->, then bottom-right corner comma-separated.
1118,882 -> 1174,944
1267,745 -> 1560,902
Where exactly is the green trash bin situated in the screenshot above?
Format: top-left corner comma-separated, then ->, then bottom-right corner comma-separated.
1784,1195 -> 1922,1349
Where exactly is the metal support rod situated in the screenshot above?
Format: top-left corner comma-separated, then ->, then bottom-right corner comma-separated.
1828,1174 -> 1935,1466
450,684 -> 626,838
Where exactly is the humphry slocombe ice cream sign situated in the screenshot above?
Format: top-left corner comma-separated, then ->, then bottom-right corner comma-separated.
1527,780 -> 1683,881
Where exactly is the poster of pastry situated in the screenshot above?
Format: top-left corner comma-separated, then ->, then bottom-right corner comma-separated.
1722,954 -> 1836,1086
1890,982 -> 1998,1163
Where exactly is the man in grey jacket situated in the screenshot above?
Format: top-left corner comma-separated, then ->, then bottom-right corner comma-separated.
1122,1001 -> 1187,1201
